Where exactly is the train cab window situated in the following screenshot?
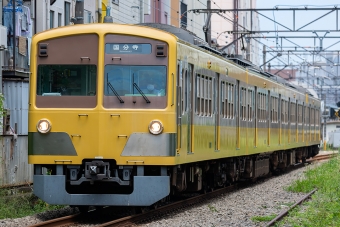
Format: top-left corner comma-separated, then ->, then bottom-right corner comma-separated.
37,65 -> 97,96
103,65 -> 167,109
36,65 -> 97,108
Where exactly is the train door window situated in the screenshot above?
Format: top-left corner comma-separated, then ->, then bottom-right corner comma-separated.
208,77 -> 213,116
286,100 -> 289,124
298,104 -> 303,125
281,99 -> 284,123
221,81 -> 227,118
205,77 -> 208,116
257,93 -> 260,122
281,99 -> 288,124
290,102 -> 296,123
181,68 -> 187,115
305,106 -> 310,125
241,87 -> 246,121
248,89 -> 253,121
229,83 -> 234,119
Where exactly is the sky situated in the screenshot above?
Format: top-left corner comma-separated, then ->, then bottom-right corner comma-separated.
255,0 -> 340,67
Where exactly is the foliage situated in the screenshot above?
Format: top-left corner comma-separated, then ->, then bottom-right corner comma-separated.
0,190 -> 65,219
277,156 -> 340,227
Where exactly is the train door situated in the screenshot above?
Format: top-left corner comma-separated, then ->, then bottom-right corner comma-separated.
176,61 -> 183,154
236,80 -> 240,149
177,61 -> 192,154
268,90 -> 271,147
254,86 -> 258,147
215,72 -> 220,151
187,64 -> 193,153
279,94 -> 282,145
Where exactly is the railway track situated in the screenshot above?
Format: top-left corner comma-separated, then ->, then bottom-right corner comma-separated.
27,162 -> 309,227
264,188 -> 318,227
309,153 -> 338,162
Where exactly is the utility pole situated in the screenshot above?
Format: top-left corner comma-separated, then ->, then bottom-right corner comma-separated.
203,0 -> 211,46
263,45 -> 266,71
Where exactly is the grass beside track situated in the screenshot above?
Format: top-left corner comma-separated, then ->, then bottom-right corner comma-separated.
0,190 -> 65,219
276,154 -> 340,227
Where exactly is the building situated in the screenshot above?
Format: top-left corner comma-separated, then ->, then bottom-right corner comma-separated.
0,0 -> 212,186
211,0 -> 260,65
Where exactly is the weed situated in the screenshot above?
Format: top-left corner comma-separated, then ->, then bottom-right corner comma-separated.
251,214 -> 276,222
277,156 -> 340,227
0,190 -> 66,219
208,204 -> 218,212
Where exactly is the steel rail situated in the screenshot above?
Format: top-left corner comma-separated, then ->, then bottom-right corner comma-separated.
265,188 -> 318,227
28,213 -> 82,227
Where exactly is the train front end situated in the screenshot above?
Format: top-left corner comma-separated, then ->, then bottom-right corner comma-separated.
28,24 -> 177,207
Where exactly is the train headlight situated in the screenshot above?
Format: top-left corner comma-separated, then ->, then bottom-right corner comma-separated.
37,119 -> 51,133
148,120 -> 163,135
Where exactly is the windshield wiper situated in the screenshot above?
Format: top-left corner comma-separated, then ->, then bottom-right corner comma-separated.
133,83 -> 150,103
108,82 -> 124,103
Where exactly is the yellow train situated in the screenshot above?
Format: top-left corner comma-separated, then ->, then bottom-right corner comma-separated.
28,23 -> 320,209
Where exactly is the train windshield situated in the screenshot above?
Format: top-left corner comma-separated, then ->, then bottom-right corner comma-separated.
104,65 -> 166,97
103,65 -> 167,109
37,65 -> 97,96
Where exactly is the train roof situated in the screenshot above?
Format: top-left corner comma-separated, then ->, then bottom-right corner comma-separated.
139,23 -> 319,99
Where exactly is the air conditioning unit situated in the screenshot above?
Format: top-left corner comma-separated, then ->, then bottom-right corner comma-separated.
0,25 -> 7,49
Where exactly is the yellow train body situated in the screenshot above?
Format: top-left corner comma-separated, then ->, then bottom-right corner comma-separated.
28,23 -> 320,207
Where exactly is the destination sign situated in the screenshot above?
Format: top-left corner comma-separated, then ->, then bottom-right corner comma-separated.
105,43 -> 152,54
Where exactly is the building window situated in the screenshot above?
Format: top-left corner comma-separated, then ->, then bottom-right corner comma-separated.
50,11 -> 54,29
58,13 -> 62,27
180,2 -> 187,28
65,2 -> 70,25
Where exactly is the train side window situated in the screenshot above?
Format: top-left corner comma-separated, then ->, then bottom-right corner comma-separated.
196,74 -> 199,115
248,89 -> 253,121
241,87 -> 246,121
271,96 -> 278,123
